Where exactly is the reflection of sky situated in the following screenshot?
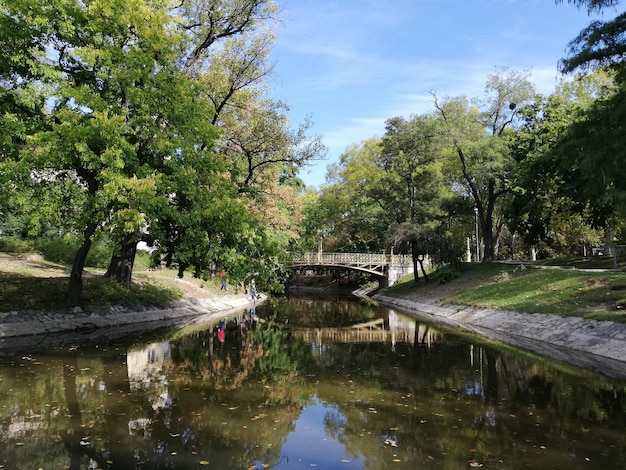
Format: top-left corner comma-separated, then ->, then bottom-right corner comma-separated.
272,396 -> 365,469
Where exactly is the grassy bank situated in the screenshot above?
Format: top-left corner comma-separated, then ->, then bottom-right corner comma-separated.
3,250 -> 626,323
0,252 -> 226,313
383,260 -> 626,323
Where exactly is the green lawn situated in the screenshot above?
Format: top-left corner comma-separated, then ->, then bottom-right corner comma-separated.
384,261 -> 626,323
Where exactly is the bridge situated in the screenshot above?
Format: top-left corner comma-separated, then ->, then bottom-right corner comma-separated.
289,313 -> 440,347
288,252 -> 414,287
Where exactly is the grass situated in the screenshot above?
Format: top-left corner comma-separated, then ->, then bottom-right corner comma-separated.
383,260 -> 626,323
4,249 -> 626,323
0,252 -> 226,313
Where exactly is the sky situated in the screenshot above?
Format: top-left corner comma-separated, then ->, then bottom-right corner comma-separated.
267,0 -> 613,188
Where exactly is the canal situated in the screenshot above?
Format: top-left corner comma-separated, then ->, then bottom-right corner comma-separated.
0,294 -> 624,469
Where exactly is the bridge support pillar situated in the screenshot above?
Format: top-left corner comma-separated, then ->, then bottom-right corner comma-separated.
387,262 -> 413,286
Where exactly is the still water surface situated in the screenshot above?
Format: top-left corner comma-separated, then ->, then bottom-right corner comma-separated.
0,294 -> 625,469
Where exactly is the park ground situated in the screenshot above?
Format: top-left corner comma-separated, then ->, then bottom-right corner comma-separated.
2,251 -> 626,324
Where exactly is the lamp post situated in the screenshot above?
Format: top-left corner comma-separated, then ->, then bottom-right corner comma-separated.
474,206 -> 479,262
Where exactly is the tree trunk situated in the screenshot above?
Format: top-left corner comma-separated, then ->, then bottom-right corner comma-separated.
417,254 -> 429,281
105,240 -> 138,284
411,241 -> 420,283
67,222 -> 97,307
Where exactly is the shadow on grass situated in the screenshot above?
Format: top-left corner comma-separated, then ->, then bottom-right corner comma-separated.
0,273 -> 183,313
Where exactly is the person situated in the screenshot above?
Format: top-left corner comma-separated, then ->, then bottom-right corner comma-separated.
217,320 -> 226,343
219,269 -> 226,291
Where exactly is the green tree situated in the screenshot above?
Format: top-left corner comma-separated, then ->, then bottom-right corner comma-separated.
380,115 -> 450,281
434,68 -> 537,262
510,72 -> 616,257
319,138 -> 390,253
553,0 -> 626,261
0,0 -> 312,303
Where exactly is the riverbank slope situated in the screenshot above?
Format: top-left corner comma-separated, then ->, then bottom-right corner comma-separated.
373,292 -> 626,379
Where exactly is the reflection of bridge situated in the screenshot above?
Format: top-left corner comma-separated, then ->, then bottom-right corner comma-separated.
288,252 -> 414,286
289,314 -> 438,347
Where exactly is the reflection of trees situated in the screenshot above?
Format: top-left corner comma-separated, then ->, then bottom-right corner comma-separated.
1,312 -> 625,469
301,335 -> 626,469
62,354 -> 110,469
267,295 -> 379,327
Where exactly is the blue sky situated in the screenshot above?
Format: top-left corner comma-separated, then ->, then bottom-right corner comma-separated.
268,0 -> 612,187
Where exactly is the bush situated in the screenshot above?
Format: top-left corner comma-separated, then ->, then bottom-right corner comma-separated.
436,265 -> 460,283
34,237 -> 112,269
0,236 -> 35,253
134,250 -> 152,271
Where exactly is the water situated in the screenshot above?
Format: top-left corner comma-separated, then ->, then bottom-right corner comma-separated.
0,294 -> 625,469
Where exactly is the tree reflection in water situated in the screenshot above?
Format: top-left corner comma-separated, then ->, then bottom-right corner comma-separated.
0,296 -> 623,469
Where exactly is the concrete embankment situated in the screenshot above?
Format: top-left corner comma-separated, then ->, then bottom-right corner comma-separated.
0,294 -> 263,353
373,293 -> 626,379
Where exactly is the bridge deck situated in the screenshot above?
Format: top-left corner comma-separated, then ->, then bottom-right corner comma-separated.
289,252 -> 412,276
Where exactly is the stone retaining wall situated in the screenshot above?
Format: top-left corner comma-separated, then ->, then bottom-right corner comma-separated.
373,293 -> 626,379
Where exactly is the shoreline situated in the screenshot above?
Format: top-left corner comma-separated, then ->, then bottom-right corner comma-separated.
373,292 -> 626,379
0,294 -> 264,353
2,285 -> 626,380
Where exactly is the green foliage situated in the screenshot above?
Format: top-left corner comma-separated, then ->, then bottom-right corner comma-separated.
82,277 -> 182,308
559,11 -> 626,74
133,250 -> 152,271
34,237 -> 112,269
434,68 -> 538,262
0,0 -> 309,299
0,236 -> 33,253
318,138 -> 390,252
436,264 -> 461,283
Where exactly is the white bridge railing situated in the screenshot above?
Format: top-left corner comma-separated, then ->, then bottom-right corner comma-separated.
290,252 -> 412,267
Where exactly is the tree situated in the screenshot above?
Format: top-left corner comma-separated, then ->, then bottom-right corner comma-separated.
317,138 -> 391,253
552,0 -> 626,262
0,0 -> 314,304
510,72 -> 617,256
379,115 -> 450,282
433,68 -> 537,262
0,0 -> 204,304
104,0 -> 282,284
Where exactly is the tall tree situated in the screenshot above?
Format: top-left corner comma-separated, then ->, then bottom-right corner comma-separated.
105,0 -> 281,284
0,0 -> 300,305
319,138 -> 391,253
510,71 -> 617,256
433,68 -> 537,262
380,115 -> 447,281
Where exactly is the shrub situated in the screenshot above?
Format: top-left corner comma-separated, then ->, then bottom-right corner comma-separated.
436,265 -> 460,283
34,237 -> 112,268
134,250 -> 152,271
0,236 -> 34,253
